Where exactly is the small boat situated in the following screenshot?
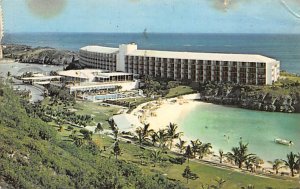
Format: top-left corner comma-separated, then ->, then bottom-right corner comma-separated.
274,138 -> 293,146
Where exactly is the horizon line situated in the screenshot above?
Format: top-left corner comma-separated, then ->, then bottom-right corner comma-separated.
4,31 -> 300,35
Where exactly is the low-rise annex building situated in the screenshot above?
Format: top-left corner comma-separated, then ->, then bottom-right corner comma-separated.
57,69 -> 138,93
79,43 -> 280,85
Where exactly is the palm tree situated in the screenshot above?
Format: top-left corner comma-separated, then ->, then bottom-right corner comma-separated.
244,159 -> 253,171
156,129 -> 168,149
135,123 -> 154,147
184,145 -> 193,164
136,128 -> 143,147
198,143 -> 212,159
268,159 -> 284,174
166,123 -> 182,149
113,141 -> 121,161
190,139 -> 202,157
226,141 -> 256,169
150,150 -> 161,167
150,132 -> 158,146
282,152 -> 298,177
218,149 -> 224,164
142,123 -> 154,137
175,138 -> 187,154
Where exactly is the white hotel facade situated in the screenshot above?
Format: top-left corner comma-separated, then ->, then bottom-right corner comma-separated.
79,43 -> 280,85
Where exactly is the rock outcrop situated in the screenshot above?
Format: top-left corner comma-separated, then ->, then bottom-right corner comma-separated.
3,44 -> 78,65
198,82 -> 300,113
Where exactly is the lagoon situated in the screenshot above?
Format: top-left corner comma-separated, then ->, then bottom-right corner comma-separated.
178,102 -> 300,161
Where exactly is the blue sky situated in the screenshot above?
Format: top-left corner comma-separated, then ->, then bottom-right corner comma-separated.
3,0 -> 300,33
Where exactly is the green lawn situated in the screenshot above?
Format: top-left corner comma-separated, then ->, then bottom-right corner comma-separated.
165,86 -> 196,98
279,71 -> 300,83
121,97 -> 152,104
42,98 -> 120,130
99,138 -> 299,189
69,101 -> 120,129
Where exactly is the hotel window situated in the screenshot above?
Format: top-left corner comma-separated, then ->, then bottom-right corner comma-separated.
258,63 -> 265,68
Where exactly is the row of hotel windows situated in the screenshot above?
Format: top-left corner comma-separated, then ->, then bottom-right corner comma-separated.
79,51 -> 117,58
125,56 -> 266,68
124,57 -> 266,84
124,61 -> 266,75
80,56 -> 117,64
79,52 -> 117,71
80,59 -> 117,71
79,54 -> 116,62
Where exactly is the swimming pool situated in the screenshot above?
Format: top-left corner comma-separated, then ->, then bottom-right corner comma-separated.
85,93 -> 126,101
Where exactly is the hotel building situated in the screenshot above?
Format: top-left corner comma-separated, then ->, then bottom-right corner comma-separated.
79,43 -> 280,85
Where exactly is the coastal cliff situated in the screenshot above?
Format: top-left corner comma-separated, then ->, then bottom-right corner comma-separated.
3,44 -> 78,65
198,79 -> 300,113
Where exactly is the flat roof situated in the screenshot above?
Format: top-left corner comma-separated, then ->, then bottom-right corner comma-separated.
130,50 -> 277,63
58,69 -> 133,79
80,46 -> 118,54
95,72 -> 133,78
22,76 -> 61,80
58,69 -> 103,79
81,44 -> 277,63
58,70 -> 89,79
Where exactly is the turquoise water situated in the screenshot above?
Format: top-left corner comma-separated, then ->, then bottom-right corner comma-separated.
178,102 -> 300,161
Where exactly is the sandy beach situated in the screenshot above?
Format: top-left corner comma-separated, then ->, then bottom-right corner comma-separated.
130,94 -> 201,131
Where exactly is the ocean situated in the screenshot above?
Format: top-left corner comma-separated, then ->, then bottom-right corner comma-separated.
3,33 -> 300,74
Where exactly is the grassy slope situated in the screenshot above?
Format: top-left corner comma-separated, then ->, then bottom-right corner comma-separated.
165,86 -> 195,98
0,88 -> 184,189
280,71 -> 300,83
5,88 -> 299,188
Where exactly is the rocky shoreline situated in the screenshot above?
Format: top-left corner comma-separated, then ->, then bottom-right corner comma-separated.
3,44 -> 78,65
197,83 -> 300,113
